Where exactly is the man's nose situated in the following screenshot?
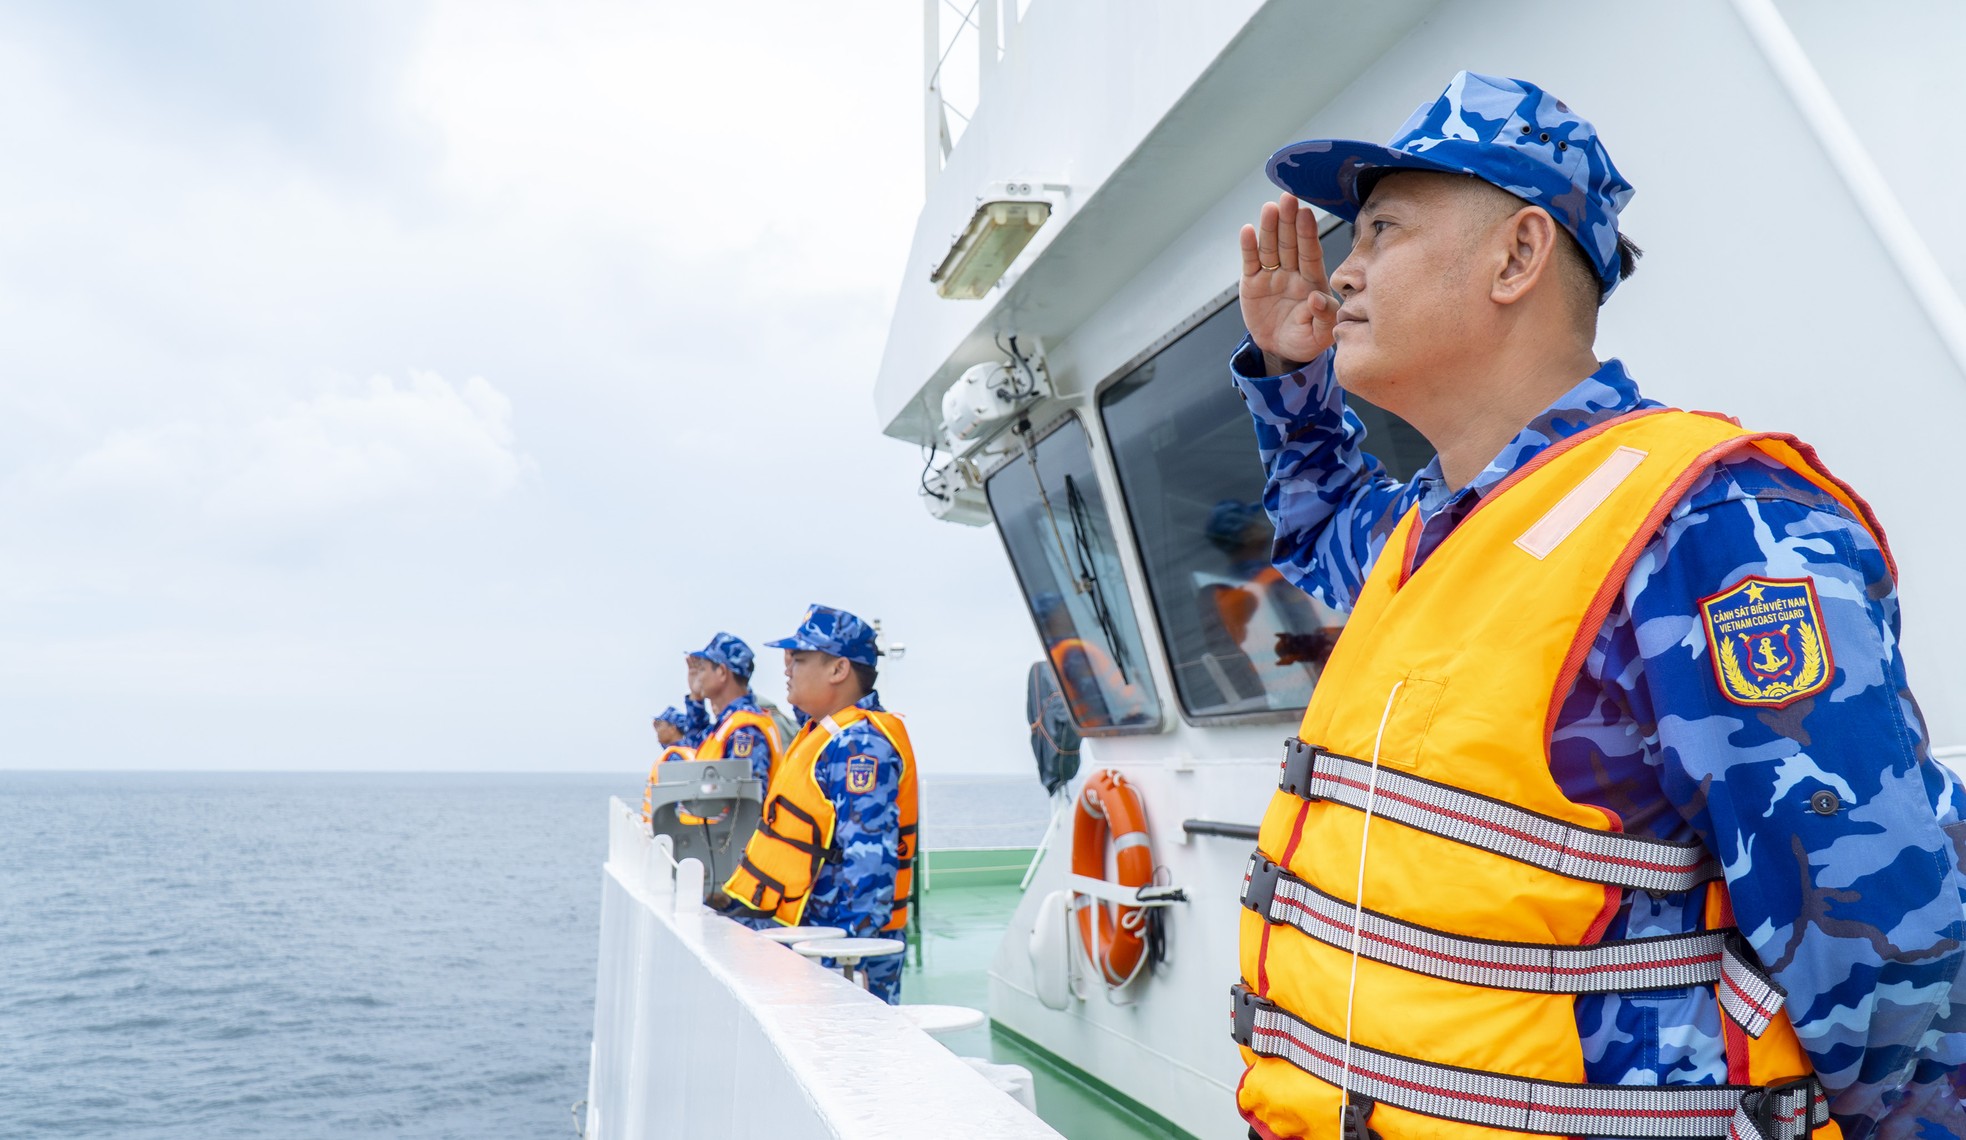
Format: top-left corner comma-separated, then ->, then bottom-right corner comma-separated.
1330,251 -> 1363,298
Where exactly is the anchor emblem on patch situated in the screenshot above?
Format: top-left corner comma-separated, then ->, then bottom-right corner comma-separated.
1698,575 -> 1834,708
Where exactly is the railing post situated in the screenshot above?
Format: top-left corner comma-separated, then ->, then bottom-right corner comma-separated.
674,858 -> 705,913
923,0 -> 941,189
647,834 -> 675,895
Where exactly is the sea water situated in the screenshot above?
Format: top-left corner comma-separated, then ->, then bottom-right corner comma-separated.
0,771 -> 1051,1139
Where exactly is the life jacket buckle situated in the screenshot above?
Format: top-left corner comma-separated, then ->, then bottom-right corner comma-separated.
1279,738 -> 1322,800
1738,1076 -> 1822,1140
1229,983 -> 1273,1047
1241,854 -> 1283,917
1340,1094 -> 1381,1140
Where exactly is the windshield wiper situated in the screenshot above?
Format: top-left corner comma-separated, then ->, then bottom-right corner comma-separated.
1064,473 -> 1134,686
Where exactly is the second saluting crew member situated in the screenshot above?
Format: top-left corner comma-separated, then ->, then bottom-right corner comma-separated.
1227,72 -> 1964,1140
684,632 -> 784,787
718,604 -> 919,1004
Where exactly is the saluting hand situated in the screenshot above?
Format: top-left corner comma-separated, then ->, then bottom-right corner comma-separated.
1239,193 -> 1337,372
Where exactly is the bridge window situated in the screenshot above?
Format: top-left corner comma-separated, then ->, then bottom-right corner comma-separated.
985,416 -> 1161,734
1095,222 -> 1433,720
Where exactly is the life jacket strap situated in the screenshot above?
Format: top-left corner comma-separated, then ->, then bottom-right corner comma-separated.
759,797 -> 829,858
1229,985 -> 1826,1140
1240,855 -> 1784,1037
1278,739 -> 1722,893
896,823 -> 918,872
734,855 -> 791,911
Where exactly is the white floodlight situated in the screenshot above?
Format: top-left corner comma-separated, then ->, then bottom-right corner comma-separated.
930,182 -> 1055,299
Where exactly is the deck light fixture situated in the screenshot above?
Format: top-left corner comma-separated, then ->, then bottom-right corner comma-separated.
930,182 -> 1055,299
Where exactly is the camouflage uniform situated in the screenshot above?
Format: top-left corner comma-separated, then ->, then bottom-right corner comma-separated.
679,696 -> 711,749
794,689 -> 908,1004
705,690 -> 775,786
729,604 -> 909,1003
1232,343 -> 1966,1139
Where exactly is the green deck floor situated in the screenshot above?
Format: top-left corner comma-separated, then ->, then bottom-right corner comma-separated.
902,849 -> 1194,1140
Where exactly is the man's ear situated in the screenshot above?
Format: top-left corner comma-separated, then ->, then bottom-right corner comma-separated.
1492,206 -> 1559,306
828,655 -> 853,686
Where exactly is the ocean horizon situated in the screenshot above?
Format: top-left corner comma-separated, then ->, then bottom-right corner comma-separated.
0,770 -> 1052,1138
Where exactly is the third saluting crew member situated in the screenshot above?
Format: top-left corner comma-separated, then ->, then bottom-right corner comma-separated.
1228,73 -> 1965,1140
720,605 -> 919,1004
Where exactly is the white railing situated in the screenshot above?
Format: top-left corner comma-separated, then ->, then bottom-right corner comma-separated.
584,798 -> 1061,1140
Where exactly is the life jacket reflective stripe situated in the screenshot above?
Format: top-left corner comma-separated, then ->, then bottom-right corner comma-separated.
1236,410 -> 1882,1140
695,705 -> 785,783
641,744 -> 697,822
721,705 -> 918,930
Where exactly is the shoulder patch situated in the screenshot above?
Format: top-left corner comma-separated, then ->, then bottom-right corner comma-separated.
845,754 -> 878,794
1698,575 -> 1834,708
732,734 -> 754,758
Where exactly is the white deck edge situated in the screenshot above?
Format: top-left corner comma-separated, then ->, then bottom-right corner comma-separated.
585,797 -> 1063,1140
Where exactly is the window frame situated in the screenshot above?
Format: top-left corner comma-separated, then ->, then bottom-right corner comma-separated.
981,409 -> 1167,739
1091,287 -> 1311,728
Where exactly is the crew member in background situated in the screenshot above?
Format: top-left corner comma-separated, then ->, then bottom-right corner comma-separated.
641,706 -> 696,823
684,633 -> 782,787
1228,72 -> 1963,1139
718,605 -> 918,1005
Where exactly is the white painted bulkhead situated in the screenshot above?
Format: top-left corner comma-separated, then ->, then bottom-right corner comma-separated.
878,3 -> 1966,1138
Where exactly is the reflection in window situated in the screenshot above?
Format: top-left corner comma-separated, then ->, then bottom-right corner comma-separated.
986,417 -> 1160,733
1098,227 -> 1433,719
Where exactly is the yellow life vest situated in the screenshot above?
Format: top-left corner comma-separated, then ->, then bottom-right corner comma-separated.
1236,410 -> 1886,1140
694,704 -> 784,783
641,743 -> 697,822
722,705 -> 919,931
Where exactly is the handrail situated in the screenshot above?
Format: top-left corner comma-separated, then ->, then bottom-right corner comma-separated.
1182,819 -> 1260,842
587,798 -> 1062,1140
1729,0 -> 1966,379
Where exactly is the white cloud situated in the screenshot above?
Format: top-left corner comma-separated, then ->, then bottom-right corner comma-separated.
0,3 -> 1043,777
46,370 -> 530,528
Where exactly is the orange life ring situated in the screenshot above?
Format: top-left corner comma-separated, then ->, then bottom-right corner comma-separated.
1070,769 -> 1153,985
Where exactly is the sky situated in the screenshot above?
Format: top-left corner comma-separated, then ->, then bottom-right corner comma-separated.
0,0 -> 1043,776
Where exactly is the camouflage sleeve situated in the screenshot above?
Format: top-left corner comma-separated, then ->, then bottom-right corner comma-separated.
812,728 -> 905,938
681,697 -> 711,748
1613,462 -> 1966,1138
728,724 -> 773,785
1229,337 -> 1417,611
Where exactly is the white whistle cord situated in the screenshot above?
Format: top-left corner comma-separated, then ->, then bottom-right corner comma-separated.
1338,679 -> 1403,1137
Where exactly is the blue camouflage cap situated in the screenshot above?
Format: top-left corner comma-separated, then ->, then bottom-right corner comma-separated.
653,706 -> 690,731
1266,71 -> 1635,297
765,604 -> 880,666
686,632 -> 755,680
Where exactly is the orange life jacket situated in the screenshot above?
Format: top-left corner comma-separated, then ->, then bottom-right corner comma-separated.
1047,636 -> 1149,724
1237,410 -> 1886,1140
641,743 -> 697,822
695,702 -> 785,784
721,705 -> 918,930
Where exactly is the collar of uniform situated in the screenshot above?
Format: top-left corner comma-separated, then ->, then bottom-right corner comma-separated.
1406,358 -> 1652,521
713,690 -> 761,727
817,691 -> 886,739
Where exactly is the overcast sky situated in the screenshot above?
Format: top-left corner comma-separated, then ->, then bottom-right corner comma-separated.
0,0 -> 1043,776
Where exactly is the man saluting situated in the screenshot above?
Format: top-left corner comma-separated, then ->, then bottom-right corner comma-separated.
1228,73 -> 1965,1140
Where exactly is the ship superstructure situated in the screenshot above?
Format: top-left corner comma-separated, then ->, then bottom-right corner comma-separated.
587,4 -> 1966,1137
875,2 -> 1966,1137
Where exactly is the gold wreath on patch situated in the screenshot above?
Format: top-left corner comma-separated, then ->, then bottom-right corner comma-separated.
1698,575 -> 1834,709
